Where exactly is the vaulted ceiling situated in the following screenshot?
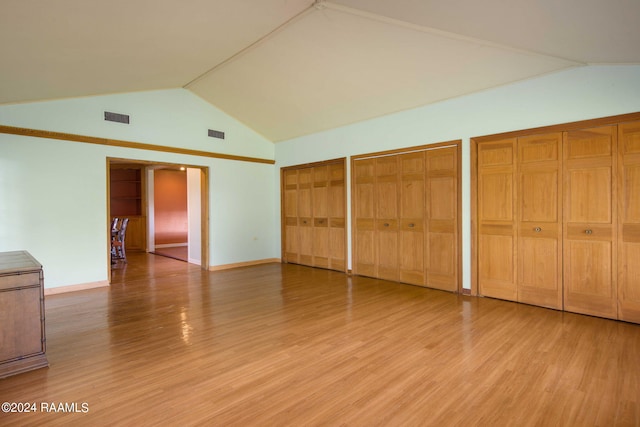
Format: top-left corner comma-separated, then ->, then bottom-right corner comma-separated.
2,0 -> 639,141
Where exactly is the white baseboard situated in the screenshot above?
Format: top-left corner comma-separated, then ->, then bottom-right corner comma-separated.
154,243 -> 188,248
44,280 -> 109,296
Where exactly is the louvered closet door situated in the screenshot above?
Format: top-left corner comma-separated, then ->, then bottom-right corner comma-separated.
297,168 -> 314,267
283,169 -> 299,264
312,165 -> 330,269
618,121 -> 640,323
426,147 -> 459,291
376,156 -> 400,281
517,133 -> 563,309
354,158 -> 377,277
399,152 -> 426,286
563,126 -> 617,319
328,162 -> 346,271
477,139 -> 517,301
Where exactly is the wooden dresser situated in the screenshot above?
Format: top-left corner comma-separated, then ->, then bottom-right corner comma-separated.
0,251 -> 48,378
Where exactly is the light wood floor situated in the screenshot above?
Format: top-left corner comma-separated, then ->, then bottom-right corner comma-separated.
1,253 -> 639,426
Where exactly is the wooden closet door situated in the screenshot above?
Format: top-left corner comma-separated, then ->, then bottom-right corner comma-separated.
312,165 -> 330,269
477,139 -> 517,301
399,152 -> 425,286
563,126 -> 617,319
517,133 -> 563,309
354,159 -> 377,277
376,156 -> 400,281
426,147 -> 458,291
328,162 -> 346,272
297,168 -> 314,267
283,169 -> 299,264
618,121 -> 640,323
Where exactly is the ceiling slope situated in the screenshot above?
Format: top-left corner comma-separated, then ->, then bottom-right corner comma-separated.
188,3 -> 580,141
2,0 -> 639,142
0,0 -> 311,104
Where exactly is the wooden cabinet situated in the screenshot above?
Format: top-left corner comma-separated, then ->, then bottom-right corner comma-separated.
353,142 -> 461,292
474,115 -> 640,323
0,251 -> 48,378
110,164 -> 147,252
281,159 -> 347,272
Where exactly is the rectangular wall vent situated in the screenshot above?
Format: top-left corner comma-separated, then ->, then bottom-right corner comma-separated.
104,111 -> 130,124
208,129 -> 225,139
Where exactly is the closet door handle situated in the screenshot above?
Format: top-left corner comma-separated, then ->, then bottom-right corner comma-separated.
408,223 -> 415,228
383,223 -> 390,227
585,229 -> 593,235
534,227 -> 542,233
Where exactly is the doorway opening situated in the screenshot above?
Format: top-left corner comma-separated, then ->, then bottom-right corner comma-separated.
107,158 -> 209,283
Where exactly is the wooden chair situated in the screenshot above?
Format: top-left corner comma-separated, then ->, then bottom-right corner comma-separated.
111,218 -> 129,263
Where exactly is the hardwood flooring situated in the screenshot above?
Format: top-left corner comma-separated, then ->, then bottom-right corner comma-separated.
151,246 -> 188,262
1,253 -> 639,426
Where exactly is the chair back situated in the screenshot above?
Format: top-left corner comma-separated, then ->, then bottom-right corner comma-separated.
118,218 -> 129,240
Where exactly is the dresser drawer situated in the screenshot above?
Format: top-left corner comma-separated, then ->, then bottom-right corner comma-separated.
0,272 -> 41,291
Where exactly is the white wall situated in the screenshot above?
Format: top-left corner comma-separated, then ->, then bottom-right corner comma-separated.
274,65 -> 640,289
0,89 -> 277,289
187,167 -> 202,265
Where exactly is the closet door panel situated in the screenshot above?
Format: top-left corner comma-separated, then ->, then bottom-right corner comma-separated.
329,162 -> 346,271
354,159 -> 377,277
399,152 -> 425,286
618,121 -> 640,322
479,231 -> 516,300
477,139 -> 517,300
517,133 -> 562,309
312,166 -> 329,268
283,170 -> 299,263
563,126 -> 617,319
426,170 -> 458,291
375,157 -> 399,281
297,168 -> 313,266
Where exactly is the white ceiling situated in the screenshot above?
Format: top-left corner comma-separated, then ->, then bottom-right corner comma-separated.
2,0 -> 639,142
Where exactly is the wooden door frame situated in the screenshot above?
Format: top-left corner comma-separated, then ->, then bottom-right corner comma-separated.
350,140 -> 463,293
280,157 -> 348,272
470,111 -> 640,297
107,158 -> 210,284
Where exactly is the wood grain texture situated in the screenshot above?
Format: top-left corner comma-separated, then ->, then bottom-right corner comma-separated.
0,252 -> 638,426
0,125 -> 275,164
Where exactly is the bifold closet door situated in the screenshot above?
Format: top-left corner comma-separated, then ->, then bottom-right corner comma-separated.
426,147 -> 459,291
312,165 -> 330,269
618,121 -> 640,323
283,169 -> 300,264
353,156 -> 401,281
517,133 -> 563,309
328,162 -> 346,271
353,158 -> 377,277
375,156 -> 400,282
297,168 -> 314,267
477,139 -> 517,301
399,152 -> 426,286
282,160 -> 347,272
563,126 -> 617,319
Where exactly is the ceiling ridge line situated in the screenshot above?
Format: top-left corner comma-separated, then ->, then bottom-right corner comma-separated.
321,1 -> 586,66
184,1 -> 320,89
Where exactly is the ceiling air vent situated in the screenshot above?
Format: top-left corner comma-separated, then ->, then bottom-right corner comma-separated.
208,129 -> 225,140
104,111 -> 130,124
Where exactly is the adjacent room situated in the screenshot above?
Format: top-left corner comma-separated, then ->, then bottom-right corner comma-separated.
1,0 -> 639,425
